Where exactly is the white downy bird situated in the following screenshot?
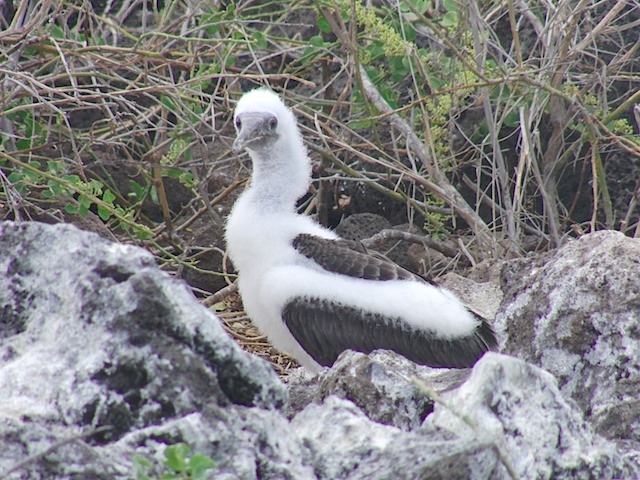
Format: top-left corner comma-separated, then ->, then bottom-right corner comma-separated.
225,88 -> 497,372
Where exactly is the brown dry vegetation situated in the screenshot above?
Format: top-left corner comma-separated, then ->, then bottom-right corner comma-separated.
1,0 -> 639,370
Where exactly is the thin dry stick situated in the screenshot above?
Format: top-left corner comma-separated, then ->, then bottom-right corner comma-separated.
460,174 -> 549,242
3,426 -> 112,476
505,0 -> 524,67
589,141 -> 600,232
574,0 -> 629,52
205,281 -> 238,307
515,0 -> 544,36
173,179 -> 247,235
621,183 -> 639,234
190,165 -> 223,227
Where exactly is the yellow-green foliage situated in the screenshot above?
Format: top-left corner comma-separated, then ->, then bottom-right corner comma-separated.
349,0 -> 407,58
423,192 -> 449,234
611,119 -> 633,136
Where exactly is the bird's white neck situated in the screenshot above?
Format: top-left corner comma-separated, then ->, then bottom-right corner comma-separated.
243,136 -> 312,214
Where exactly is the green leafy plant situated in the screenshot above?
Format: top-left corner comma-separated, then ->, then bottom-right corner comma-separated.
133,443 -> 215,480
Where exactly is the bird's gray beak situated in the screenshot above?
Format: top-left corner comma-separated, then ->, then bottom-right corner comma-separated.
232,112 -> 278,153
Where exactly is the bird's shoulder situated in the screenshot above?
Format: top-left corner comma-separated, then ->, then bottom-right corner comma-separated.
292,233 -> 420,282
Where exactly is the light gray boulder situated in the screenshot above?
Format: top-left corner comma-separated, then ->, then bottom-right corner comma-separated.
291,394 -> 501,480
289,351 -> 637,480
497,231 -> 640,441
0,221 -> 296,479
0,222 -> 638,479
423,352 -> 633,480
286,349 -> 470,430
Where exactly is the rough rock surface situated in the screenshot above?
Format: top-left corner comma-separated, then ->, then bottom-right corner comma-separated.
0,221 -> 293,478
424,353 -> 628,480
497,231 -> 640,442
0,221 -> 639,479
335,212 -> 391,241
286,349 -> 470,430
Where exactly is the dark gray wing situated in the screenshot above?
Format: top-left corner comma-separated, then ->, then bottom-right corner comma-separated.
292,233 -> 420,281
283,297 -> 498,368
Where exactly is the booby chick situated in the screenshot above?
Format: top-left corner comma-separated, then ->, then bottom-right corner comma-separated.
225,88 -> 497,372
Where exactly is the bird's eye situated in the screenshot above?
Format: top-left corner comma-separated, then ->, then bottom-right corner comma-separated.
235,117 -> 242,129
268,116 -> 278,130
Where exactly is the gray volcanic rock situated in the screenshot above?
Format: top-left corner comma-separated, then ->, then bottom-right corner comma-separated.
291,394 -> 501,480
335,212 -> 391,241
0,222 -> 638,479
0,221 -> 290,478
291,352 -> 636,479
497,231 -> 640,442
287,349 -> 470,430
424,352 -> 632,480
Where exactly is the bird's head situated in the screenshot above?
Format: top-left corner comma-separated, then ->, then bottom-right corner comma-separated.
232,88 -> 295,154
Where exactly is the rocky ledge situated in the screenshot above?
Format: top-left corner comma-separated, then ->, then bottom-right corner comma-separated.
0,221 -> 638,479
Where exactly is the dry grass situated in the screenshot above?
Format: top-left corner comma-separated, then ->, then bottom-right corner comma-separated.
1,0 -> 639,371
218,303 -> 301,376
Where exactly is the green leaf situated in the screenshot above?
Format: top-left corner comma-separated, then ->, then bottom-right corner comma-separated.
51,24 -> 65,39
390,57 -> 411,82
134,226 -> 150,241
309,35 -> 324,48
47,160 -> 62,174
16,138 -> 31,150
441,11 -> 457,28
103,189 -> 116,205
443,0 -> 459,12
211,302 -> 228,312
180,171 -> 196,189
47,179 -> 67,197
206,24 -> 220,35
254,30 -> 267,49
160,95 -> 177,111
365,42 -> 385,62
65,203 -> 79,215
23,170 -> 41,183
163,443 -> 189,472
189,454 -> 216,479
317,15 -> 332,33
97,206 -> 112,221
348,119 -> 374,129
150,185 -> 159,204
78,197 -> 91,215
403,0 -> 430,13
129,180 -> 148,201
7,171 -> 24,184
165,167 -> 182,179
62,174 -> 82,187
203,12 -> 221,36
89,178 -> 104,195
503,110 -> 520,128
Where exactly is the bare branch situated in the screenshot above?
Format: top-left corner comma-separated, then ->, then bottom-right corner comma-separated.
357,66 -> 498,253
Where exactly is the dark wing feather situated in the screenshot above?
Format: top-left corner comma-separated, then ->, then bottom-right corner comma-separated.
283,297 -> 498,368
292,233 -> 419,281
